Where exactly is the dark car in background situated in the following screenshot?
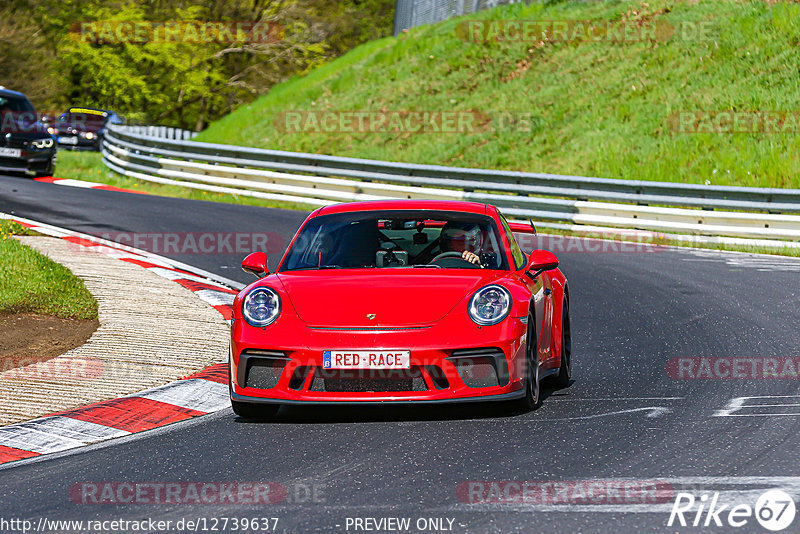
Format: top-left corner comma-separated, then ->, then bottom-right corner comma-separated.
54,107 -> 123,151
0,87 -> 57,177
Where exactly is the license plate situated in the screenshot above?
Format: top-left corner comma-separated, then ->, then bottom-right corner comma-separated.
58,136 -> 78,145
323,350 -> 410,369
0,147 -> 21,157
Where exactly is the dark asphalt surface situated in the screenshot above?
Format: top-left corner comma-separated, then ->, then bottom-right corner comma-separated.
2,174 -> 800,533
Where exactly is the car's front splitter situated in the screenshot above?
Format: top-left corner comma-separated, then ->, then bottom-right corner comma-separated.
231,388 -> 525,405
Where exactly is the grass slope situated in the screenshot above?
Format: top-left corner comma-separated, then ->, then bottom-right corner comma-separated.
197,0 -> 800,189
0,221 -> 98,319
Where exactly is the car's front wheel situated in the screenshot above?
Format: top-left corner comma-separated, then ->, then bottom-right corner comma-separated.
34,156 -> 55,178
509,312 -> 540,413
231,399 -> 280,420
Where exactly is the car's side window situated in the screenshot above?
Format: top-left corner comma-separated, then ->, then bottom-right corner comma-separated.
499,213 -> 526,270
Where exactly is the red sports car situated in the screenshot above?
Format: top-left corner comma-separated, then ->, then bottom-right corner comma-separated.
229,200 -> 571,418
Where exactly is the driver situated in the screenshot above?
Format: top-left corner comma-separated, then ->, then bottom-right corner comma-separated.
440,221 -> 483,266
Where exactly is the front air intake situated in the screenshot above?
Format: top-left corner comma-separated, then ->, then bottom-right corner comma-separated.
238,350 -> 289,390
448,348 -> 509,388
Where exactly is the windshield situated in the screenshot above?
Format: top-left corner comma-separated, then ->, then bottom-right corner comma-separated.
280,210 -> 509,271
59,112 -> 106,128
0,96 -> 35,114
0,96 -> 41,133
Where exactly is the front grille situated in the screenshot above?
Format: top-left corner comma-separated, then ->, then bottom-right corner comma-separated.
448,348 -> 509,388
4,138 -> 28,149
310,366 -> 428,392
0,157 -> 26,169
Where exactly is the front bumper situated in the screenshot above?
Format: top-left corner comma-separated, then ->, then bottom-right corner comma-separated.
0,149 -> 56,174
230,315 -> 531,404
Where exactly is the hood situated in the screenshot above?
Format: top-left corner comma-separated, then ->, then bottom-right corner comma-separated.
276,270 -> 499,327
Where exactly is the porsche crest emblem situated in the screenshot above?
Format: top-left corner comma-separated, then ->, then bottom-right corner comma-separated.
366,313 -> 377,320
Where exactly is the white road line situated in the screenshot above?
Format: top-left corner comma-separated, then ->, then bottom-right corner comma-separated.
714,395 -> 800,417
680,250 -> 800,271
738,403 -> 800,408
131,379 -> 230,413
45,178 -> 98,188
534,407 -> 673,421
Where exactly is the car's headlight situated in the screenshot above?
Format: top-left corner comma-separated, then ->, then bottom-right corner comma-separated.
32,138 -> 54,149
242,287 -> 281,327
81,132 -> 95,140
468,285 -> 512,326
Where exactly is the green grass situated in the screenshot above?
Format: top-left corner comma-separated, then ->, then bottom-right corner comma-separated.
196,0 -> 800,189
54,151 -> 314,211
0,221 -> 98,319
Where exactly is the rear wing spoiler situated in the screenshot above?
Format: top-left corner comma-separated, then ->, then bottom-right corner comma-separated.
507,220 -> 543,254
507,220 -> 537,235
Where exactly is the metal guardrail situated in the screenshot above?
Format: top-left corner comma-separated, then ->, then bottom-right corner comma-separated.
393,0 -> 524,36
101,123 -> 800,241
121,125 -> 198,141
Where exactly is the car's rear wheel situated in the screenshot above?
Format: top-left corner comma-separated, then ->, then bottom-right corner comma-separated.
510,312 -> 540,413
231,399 -> 280,419
549,296 -> 572,388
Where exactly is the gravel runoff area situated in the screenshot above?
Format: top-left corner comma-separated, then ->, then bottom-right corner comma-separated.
0,236 -> 230,426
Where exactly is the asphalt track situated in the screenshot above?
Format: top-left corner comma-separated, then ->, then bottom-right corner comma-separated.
2,173 -> 800,533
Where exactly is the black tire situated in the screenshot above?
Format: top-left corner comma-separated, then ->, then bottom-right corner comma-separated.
231,400 -> 280,420
550,296 -> 572,388
509,312 -> 540,413
34,156 -> 55,178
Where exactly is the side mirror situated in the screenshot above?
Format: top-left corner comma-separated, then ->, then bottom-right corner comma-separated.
524,249 -> 559,280
242,252 -> 268,277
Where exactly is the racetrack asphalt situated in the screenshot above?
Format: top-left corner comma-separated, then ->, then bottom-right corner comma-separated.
2,173 -> 800,533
